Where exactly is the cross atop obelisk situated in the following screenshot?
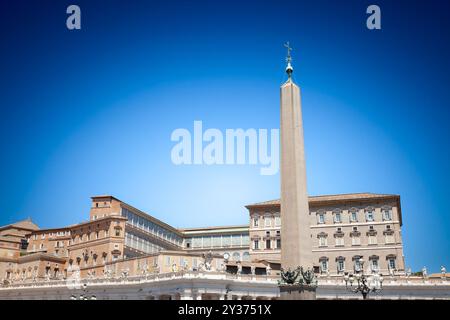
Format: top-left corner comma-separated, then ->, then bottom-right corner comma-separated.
284,42 -> 293,79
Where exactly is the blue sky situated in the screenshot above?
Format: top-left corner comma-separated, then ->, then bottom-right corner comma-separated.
0,0 -> 449,272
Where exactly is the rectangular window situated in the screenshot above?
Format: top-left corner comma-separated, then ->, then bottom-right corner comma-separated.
351,212 -> 357,222
203,236 -> 211,247
242,235 -> 250,245
264,217 -> 271,227
319,237 -> 327,247
254,240 -> 259,250
276,239 -> 281,249
212,236 -> 221,247
383,210 -> 392,221
335,237 -> 344,246
366,211 -> 374,221
253,217 -> 259,227
321,260 -> 328,272
192,237 -> 202,248
275,216 -> 281,226
337,260 -> 345,272
352,237 -> 361,246
334,213 -> 341,223
222,235 -> 231,246
266,239 -> 271,249
318,214 -> 325,224
368,235 -> 377,245
389,258 -> 396,269
354,260 -> 362,271
371,259 -> 379,271
231,235 -> 241,246
385,235 -> 395,244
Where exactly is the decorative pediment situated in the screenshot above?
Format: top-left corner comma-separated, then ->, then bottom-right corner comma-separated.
383,229 -> 394,235
334,230 -> 345,238
317,232 -> 328,238
366,229 -> 377,236
386,254 -> 396,260
350,231 -> 361,237
319,256 -> 329,261
352,255 -> 363,261
335,256 -> 345,261
369,255 -> 379,260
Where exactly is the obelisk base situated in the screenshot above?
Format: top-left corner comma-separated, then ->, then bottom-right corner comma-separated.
279,285 -> 317,300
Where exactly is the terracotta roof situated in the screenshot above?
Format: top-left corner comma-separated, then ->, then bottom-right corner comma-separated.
0,218 -> 39,231
246,193 -> 400,207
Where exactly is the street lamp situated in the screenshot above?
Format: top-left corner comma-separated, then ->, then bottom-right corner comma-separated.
344,258 -> 383,300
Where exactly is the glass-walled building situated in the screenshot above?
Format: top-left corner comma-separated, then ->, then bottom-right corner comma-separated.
181,226 -> 251,262
121,206 -> 184,258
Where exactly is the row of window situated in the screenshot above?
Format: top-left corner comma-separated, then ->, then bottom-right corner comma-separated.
125,232 -> 164,254
317,225 -> 396,247
319,255 -> 397,273
69,228 -> 120,245
317,234 -> 396,247
317,209 -> 393,224
31,230 -> 70,240
253,239 -> 281,250
185,234 -> 250,249
122,208 -> 183,245
252,215 -> 281,228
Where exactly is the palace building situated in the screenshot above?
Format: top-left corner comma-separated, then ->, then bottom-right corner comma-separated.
0,192 -> 404,284
2,193 -> 448,300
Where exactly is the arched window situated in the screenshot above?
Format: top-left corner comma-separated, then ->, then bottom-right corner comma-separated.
386,254 -> 397,270
369,255 -> 379,272
353,255 -> 363,271
336,256 -> 345,273
242,252 -> 250,261
382,206 -> 393,221
349,208 -> 359,222
365,207 -> 375,222
317,232 -> 328,247
332,208 -> 342,223
319,257 -> 329,273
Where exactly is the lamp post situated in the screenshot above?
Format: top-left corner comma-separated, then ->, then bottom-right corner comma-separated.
70,283 -> 97,300
343,258 -> 383,300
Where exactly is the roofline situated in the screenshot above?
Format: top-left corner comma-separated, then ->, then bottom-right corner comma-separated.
245,193 -> 401,208
120,202 -> 184,236
29,215 -> 127,234
0,219 -> 40,232
245,193 -> 403,226
179,225 -> 249,232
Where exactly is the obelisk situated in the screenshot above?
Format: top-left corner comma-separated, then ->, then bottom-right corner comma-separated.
280,43 -> 312,272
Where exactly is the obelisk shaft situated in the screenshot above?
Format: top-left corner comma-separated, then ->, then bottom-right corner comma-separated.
280,79 -> 312,270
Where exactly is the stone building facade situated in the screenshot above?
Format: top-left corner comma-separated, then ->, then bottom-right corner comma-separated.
1,193 -> 405,289
246,193 -> 405,276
